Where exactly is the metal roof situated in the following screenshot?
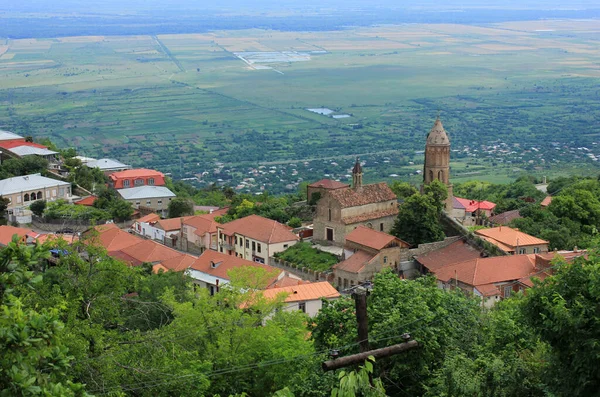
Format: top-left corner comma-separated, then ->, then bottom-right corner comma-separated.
86,158 -> 130,170
117,185 -> 176,200
0,130 -> 23,141
9,146 -> 58,157
0,174 -> 70,196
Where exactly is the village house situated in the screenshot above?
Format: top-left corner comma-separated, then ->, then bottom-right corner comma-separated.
85,158 -> 131,175
313,158 -> 398,246
0,173 -> 72,216
0,130 -> 62,171
451,197 -> 496,226
131,213 -> 162,239
430,251 -> 584,308
117,185 -> 176,216
306,179 -> 349,204
333,226 -> 410,289
0,225 -> 35,246
475,226 -> 549,254
216,214 -> 299,265
180,210 -> 228,254
261,281 -> 340,317
415,239 -> 484,275
108,168 -> 166,189
489,210 -> 522,226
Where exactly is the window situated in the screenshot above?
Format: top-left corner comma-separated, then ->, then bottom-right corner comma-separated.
328,208 -> 331,221
209,285 -> 215,296
257,243 -> 261,253
504,286 -> 512,298
123,180 -> 130,188
366,222 -> 372,229
134,178 -> 144,186
283,244 -> 288,248
17,196 -> 21,204
380,223 -> 384,232
533,247 -> 540,253
148,178 -> 155,185
235,236 -> 238,245
239,238 -> 243,247
252,241 -> 256,251
145,200 -> 151,205
518,248 -> 526,254
37,191 -> 43,200
383,256 -> 388,264
58,187 -> 64,197
157,200 -> 162,205
246,240 -> 249,249
24,193 -> 30,202
298,302 -> 306,313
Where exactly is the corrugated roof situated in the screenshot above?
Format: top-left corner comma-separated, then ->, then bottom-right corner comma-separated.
475,227 -> 548,250
261,281 -> 340,303
189,250 -> 280,281
416,240 -> 483,272
9,146 -> 58,157
0,130 -> 23,141
328,183 -> 397,208
333,250 -> 376,274
117,186 -> 176,200
86,158 -> 130,170
345,225 -> 409,251
0,225 -> 33,246
219,214 -> 299,244
308,179 -> 349,189
0,174 -> 70,196
489,210 -> 522,225
342,207 -> 399,225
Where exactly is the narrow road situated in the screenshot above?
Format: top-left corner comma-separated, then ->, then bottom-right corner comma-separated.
152,35 -> 185,72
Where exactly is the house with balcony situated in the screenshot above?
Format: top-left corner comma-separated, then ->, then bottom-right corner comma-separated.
108,168 -> 166,189
216,214 -> 299,265
0,173 -> 72,217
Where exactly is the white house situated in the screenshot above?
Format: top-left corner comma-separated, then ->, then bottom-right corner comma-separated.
0,174 -> 72,215
117,185 -> 176,217
261,282 -> 340,317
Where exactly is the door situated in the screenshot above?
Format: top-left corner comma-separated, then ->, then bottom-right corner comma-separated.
326,228 -> 334,241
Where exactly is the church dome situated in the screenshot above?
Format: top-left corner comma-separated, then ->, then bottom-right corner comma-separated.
426,118 -> 450,145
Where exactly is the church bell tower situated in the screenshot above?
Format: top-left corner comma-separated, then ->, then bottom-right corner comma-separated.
423,117 -> 453,211
352,157 -> 363,189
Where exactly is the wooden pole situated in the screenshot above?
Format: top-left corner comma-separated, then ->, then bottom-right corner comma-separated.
353,288 -> 370,353
322,340 -> 419,372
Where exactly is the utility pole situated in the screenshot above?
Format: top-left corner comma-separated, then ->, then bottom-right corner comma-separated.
354,287 -> 370,353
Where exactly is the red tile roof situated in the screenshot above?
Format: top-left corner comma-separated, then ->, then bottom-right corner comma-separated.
267,276 -> 310,289
183,215 -> 220,236
87,224 -> 142,252
0,140 -> 47,150
109,168 -> 165,179
189,250 -> 281,281
342,207 -> 399,225
0,225 -> 33,246
541,196 -> 552,207
219,214 -> 299,244
328,183 -> 397,208
333,250 -> 376,274
156,216 -> 194,231
475,227 -> 548,250
345,225 -> 409,251
453,197 -> 496,212
261,281 -> 340,302
74,196 -> 97,206
137,213 -> 161,224
157,253 -> 197,272
416,240 -> 483,272
119,240 -> 183,265
308,179 -> 349,189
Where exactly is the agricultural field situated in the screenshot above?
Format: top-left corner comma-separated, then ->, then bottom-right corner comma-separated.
0,20 -> 599,193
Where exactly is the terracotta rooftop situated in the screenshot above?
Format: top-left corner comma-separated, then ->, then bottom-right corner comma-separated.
0,140 -> 47,150
0,225 -> 34,246
156,216 -> 194,231
109,168 -> 164,179
453,197 -> 496,212
267,275 -> 310,289
475,227 -> 548,250
541,196 -> 552,207
87,224 -> 142,253
416,240 -> 483,272
308,179 -> 349,189
261,281 -> 340,303
137,213 -> 161,224
36,234 -> 78,245
489,210 -> 522,226
183,214 -> 220,236
119,240 -> 183,265
345,225 -> 409,251
189,250 -> 280,281
74,196 -> 97,206
342,207 -> 399,225
328,182 -> 397,208
219,214 -> 299,244
333,250 -> 377,274
158,254 -> 197,272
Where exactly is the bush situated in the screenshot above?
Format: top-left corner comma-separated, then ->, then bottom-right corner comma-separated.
29,200 -> 46,217
273,242 -> 339,272
287,217 -> 302,228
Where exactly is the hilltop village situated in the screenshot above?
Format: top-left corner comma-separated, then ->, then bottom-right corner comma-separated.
0,119 -> 584,309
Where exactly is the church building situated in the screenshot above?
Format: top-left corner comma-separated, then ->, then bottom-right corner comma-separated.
422,117 -> 454,211
312,158 -> 398,246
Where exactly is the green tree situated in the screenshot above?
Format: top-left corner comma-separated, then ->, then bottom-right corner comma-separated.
1,156 -> 48,177
331,358 -> 386,397
0,196 -> 9,213
391,194 -> 445,246
288,217 -> 302,228
168,197 -> 194,218
109,199 -> 133,222
29,200 -> 46,217
388,181 -> 418,201
423,179 -> 448,213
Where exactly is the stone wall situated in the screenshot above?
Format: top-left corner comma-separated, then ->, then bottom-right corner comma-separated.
269,257 -> 333,283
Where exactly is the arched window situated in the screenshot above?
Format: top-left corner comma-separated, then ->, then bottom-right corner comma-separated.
24,193 -> 30,202
37,191 -> 43,200
428,170 -> 434,183
438,170 -> 443,181
366,222 -> 373,229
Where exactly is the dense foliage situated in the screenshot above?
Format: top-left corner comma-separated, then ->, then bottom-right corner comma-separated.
273,242 -> 340,272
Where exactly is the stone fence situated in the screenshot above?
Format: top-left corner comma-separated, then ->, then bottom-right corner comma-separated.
31,215 -> 132,233
269,257 -> 333,282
